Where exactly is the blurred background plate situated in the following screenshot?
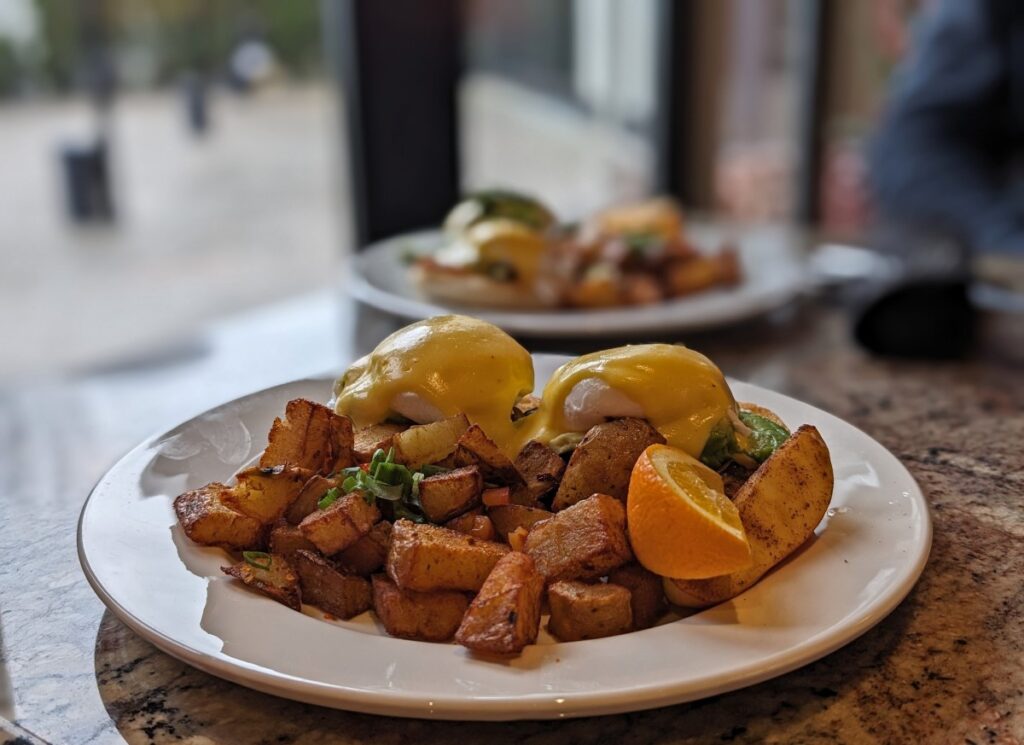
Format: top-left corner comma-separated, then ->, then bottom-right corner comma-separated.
350,222 -> 809,337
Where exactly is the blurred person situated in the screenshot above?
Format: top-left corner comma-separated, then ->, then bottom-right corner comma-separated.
870,0 -> 1024,259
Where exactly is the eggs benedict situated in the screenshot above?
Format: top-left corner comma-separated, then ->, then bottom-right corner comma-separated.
520,344 -> 737,458
332,315 -> 535,455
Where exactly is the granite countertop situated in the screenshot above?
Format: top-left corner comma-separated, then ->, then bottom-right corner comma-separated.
1,294 -> 1022,744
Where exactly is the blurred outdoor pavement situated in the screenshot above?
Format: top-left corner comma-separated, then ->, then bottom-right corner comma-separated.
0,84 -> 344,382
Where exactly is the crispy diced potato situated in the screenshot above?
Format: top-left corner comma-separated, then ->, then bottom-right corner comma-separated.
299,492 -> 381,555
387,520 -> 509,592
665,256 -> 721,297
512,394 -> 541,421
221,465 -> 313,525
564,274 -> 621,308
608,564 -> 666,630
547,580 -> 632,641
417,465 -> 482,523
174,483 -> 264,549
665,425 -> 833,608
487,504 -> 553,540
552,418 -> 664,510
222,553 -> 301,610
454,425 -> 522,485
293,550 -> 372,619
455,552 -> 544,655
285,474 -> 338,525
507,526 -> 529,552
524,494 -> 633,581
260,398 -> 355,475
371,575 -> 469,642
336,521 -> 392,576
269,520 -> 318,562
514,440 -> 565,502
445,512 -> 496,541
392,414 -> 469,469
353,422 -> 406,462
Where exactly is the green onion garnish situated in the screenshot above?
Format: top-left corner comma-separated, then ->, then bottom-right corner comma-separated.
242,551 -> 272,570
318,487 -> 341,510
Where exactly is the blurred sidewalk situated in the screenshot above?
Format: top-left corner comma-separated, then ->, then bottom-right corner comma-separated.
0,84 -> 346,382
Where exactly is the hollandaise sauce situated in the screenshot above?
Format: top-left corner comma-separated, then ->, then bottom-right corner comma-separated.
520,344 -> 736,457
333,315 -> 535,455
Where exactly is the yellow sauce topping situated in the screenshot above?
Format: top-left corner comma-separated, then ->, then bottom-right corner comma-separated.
521,344 -> 736,457
333,315 -> 534,455
334,317 -> 735,459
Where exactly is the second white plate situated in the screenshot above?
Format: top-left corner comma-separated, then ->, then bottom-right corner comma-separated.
348,225 -> 809,337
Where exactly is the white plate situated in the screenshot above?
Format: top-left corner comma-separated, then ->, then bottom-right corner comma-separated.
348,225 -> 809,337
78,355 -> 931,720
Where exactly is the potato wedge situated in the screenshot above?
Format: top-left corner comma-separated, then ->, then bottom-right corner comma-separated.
222,465 -> 313,525
552,418 -> 664,510
487,504 -> 552,540
285,474 -> 338,526
547,580 -> 632,641
417,465 -> 482,523
455,552 -> 544,655
299,492 -> 381,555
293,550 -> 372,619
260,398 -> 355,475
335,521 -> 392,576
514,440 -> 565,502
524,494 -> 633,581
392,414 -> 469,469
353,422 -> 406,463
665,425 -> 833,608
608,564 -> 666,630
371,574 -> 469,642
387,520 -> 509,592
222,553 -> 301,610
174,483 -> 264,549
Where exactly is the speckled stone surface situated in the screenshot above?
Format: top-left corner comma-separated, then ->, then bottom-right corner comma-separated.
1,296 -> 1022,744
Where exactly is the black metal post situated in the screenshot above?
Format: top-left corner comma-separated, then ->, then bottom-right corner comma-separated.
326,0 -> 463,248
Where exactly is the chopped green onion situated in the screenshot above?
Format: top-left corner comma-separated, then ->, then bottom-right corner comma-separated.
242,551 -> 272,570
318,487 -> 341,510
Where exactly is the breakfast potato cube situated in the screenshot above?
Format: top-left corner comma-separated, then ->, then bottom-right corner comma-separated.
336,521 -> 392,575
392,414 -> 469,469
387,520 -> 510,592
222,553 -> 301,610
260,398 -> 355,475
174,483 -> 265,550
514,440 -> 565,502
454,425 -> 522,485
487,504 -> 553,540
371,574 -> 469,642
552,418 -> 664,510
268,520 -> 318,562
445,512 -> 496,541
417,465 -> 482,523
455,552 -> 544,655
665,425 -> 833,608
512,394 -> 541,421
608,564 -> 666,630
293,550 -> 372,619
222,465 -> 313,524
547,580 -> 633,641
285,474 -> 338,525
299,492 -> 381,555
524,494 -> 633,581
353,422 -> 406,463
